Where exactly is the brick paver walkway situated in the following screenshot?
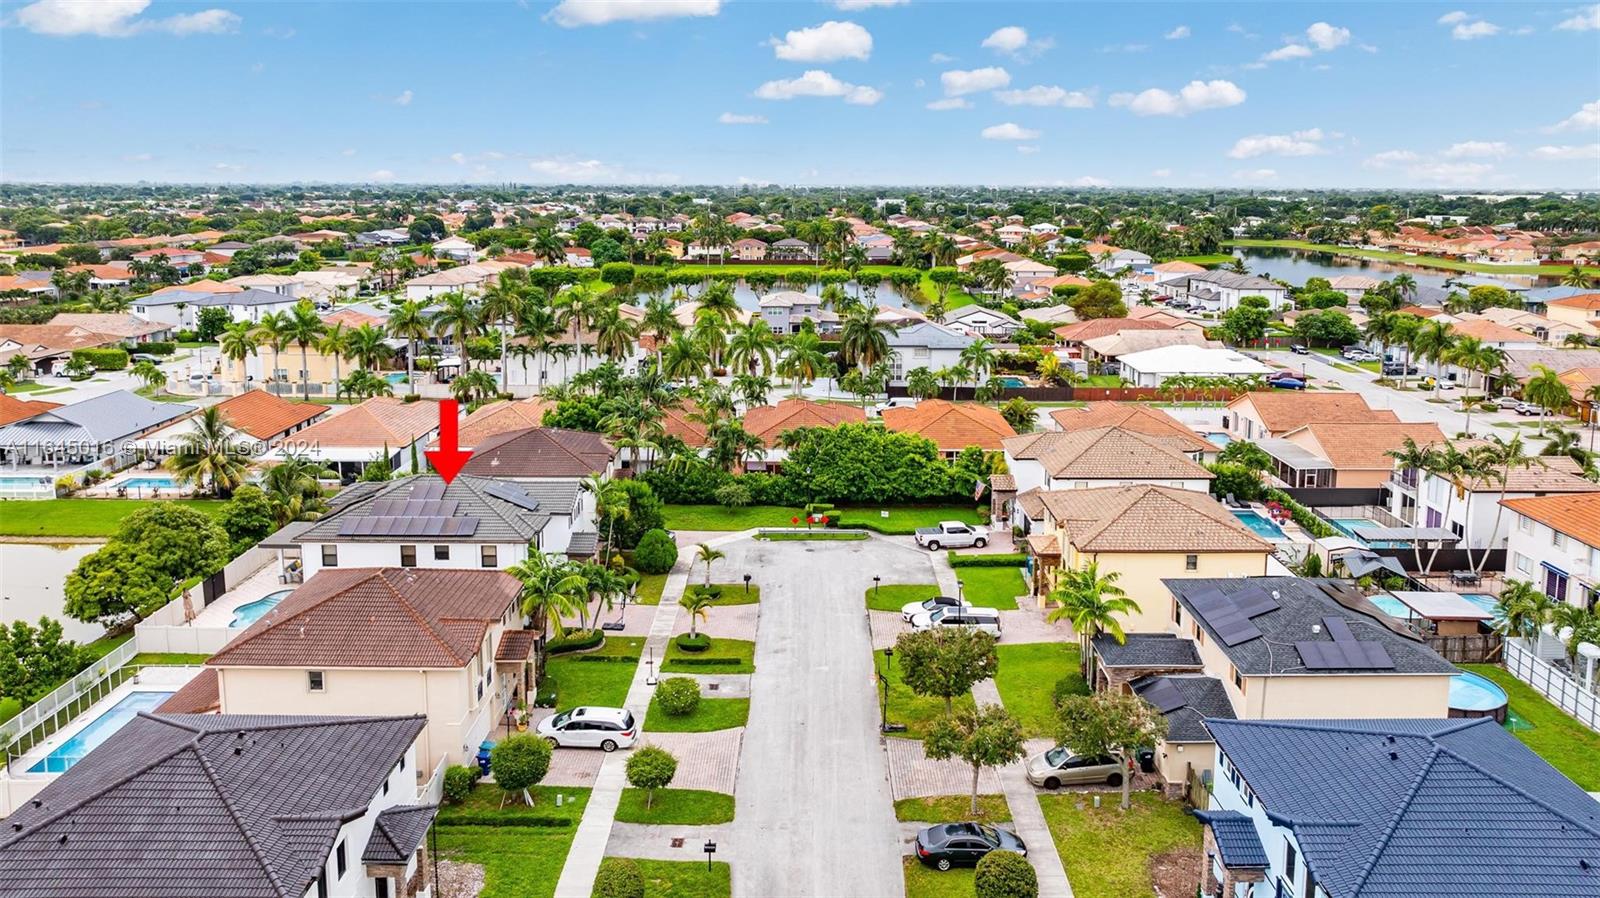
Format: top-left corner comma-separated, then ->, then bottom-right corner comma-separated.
885,735 -> 1002,799
674,601 -> 759,640
639,728 -> 744,793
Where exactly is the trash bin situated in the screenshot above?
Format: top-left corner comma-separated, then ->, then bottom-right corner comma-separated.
476,740 -> 495,777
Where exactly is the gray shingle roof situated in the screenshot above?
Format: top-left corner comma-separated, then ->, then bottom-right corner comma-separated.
1183,271 -> 1283,291
296,475 -> 549,543
0,713 -> 426,898
0,389 -> 194,449
1204,717 -> 1600,898
886,320 -> 974,351
1093,633 -> 1204,669
1165,578 -> 1457,676
362,804 -> 437,865
1131,674 -> 1236,742
138,287 -> 295,308
1193,810 -> 1268,868
567,531 -> 599,558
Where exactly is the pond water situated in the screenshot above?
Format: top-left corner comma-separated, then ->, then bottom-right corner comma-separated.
0,542 -> 107,643
1232,247 -> 1556,290
673,278 -> 914,311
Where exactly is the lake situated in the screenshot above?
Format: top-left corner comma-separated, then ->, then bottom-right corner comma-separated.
675,278 -> 914,311
1232,247 -> 1556,290
0,542 -> 106,643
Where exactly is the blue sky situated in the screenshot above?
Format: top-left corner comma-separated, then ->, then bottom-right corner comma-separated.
2,0 -> 1597,188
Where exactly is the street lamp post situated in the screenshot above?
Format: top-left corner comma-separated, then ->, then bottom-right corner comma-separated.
880,646 -> 905,733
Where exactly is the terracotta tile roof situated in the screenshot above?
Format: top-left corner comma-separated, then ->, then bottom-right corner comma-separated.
1445,318 -> 1537,344
881,399 -> 1016,451
494,629 -> 539,662
1458,456 -> 1600,493
0,324 -> 120,356
47,312 -> 166,338
150,279 -> 244,294
1281,422 -> 1449,471
209,567 -> 523,669
1036,275 -> 1094,290
1003,426 -> 1213,480
1545,292 -> 1600,311
286,397 -> 439,448
1152,261 -> 1205,273
321,308 -> 385,329
1501,493 -> 1600,548
741,398 -> 866,445
211,390 -> 326,440
1228,391 -> 1396,434
1050,402 -> 1214,453
1026,533 -> 1060,556
0,393 -> 60,426
456,398 -> 555,448
990,473 -> 1017,492
661,401 -> 709,448
459,425 -> 615,478
1039,484 -> 1273,553
155,668 -> 220,714
1016,487 -> 1047,520
64,264 -> 133,281
1053,317 -> 1174,343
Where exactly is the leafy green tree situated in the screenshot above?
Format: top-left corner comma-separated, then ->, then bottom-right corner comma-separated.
625,745 -> 679,809
925,704 -> 1027,816
1292,308 -> 1361,347
998,396 -> 1035,433
489,733 -> 552,807
1068,281 -> 1126,320
1056,691 -> 1168,809
0,617 -> 88,704
1207,462 -> 1265,503
62,542 -> 173,626
63,502 -> 230,626
1217,439 -> 1272,471
895,627 -> 999,715
631,529 -> 679,575
1221,297 -> 1271,344
195,306 -> 232,342
218,485 -> 277,556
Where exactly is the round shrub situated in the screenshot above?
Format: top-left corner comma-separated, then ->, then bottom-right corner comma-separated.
673,633 -> 711,653
593,858 -> 645,898
624,745 -> 678,808
974,850 -> 1038,898
442,764 -> 478,805
489,734 -> 551,798
632,529 -> 678,575
655,676 -> 701,717
690,584 -> 723,600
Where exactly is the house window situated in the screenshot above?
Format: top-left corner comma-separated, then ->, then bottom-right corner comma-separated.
1232,667 -> 1243,690
1285,842 -> 1298,887
1185,554 -> 1199,571
435,545 -> 450,561
321,545 -> 338,568
481,545 -> 498,568
1172,601 -> 1182,625
1518,515 -> 1533,534
1195,627 -> 1205,646
1553,530 -> 1566,549
1515,553 -> 1532,574
376,879 -> 390,898
336,840 -> 347,878
308,671 -> 325,692
400,545 -> 416,567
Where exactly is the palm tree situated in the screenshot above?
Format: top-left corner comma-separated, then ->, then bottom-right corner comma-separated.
641,295 -> 681,368
731,373 -> 771,408
531,229 -> 566,267
317,322 -> 350,399
1045,562 -> 1140,682
661,332 -> 709,385
707,421 -> 764,472
1585,383 -> 1600,455
431,292 -> 483,374
727,319 -> 776,376
678,590 -> 714,640
451,369 -> 499,405
694,544 -> 725,589
284,300 -> 327,401
345,323 -> 392,373
581,473 -> 627,555
1549,603 -> 1600,665
339,368 -> 393,401
1494,579 -> 1553,640
779,330 -> 829,396
1560,265 -> 1595,289
481,273 -> 527,387
958,338 -> 997,400
510,553 -> 587,638
1472,434 -> 1543,573
1409,318 -> 1456,385
1389,313 -> 1422,391
165,406 -> 250,498
838,307 -> 895,373
691,311 -> 729,371
253,311 -> 292,391
1424,442 -> 1474,574
1390,273 -> 1417,302
1445,335 -> 1504,430
905,366 -> 940,400
1386,437 -> 1440,573
1524,364 -> 1572,434
262,453 -> 330,526
131,360 -> 166,392
387,299 -> 432,390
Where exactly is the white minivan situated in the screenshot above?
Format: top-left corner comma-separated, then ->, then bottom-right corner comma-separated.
536,706 -> 639,751
909,605 -> 1002,638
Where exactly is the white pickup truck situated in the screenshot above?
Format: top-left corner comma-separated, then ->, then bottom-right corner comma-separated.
913,521 -> 990,551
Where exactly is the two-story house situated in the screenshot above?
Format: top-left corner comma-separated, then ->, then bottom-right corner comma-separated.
1003,426 -> 1213,497
1501,491 -> 1600,609
1388,455 -> 1600,551
1223,392 -> 1397,442
457,426 -> 617,557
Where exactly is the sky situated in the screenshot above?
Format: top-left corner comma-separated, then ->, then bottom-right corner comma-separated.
2,0 -> 1598,189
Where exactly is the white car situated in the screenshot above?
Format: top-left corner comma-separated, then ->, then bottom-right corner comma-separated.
535,706 -> 638,751
900,594 -> 969,623
914,521 -> 991,551
909,605 -> 1002,638
870,397 -> 919,418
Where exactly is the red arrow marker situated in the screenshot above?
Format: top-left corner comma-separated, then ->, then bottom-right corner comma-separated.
425,399 -> 472,484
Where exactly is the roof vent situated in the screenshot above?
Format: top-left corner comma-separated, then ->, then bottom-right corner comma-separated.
30,800 -> 42,809
1388,751 -> 1399,761
234,746 -> 243,756
58,834 -> 68,845
1580,859 -> 1590,871
11,822 -> 22,832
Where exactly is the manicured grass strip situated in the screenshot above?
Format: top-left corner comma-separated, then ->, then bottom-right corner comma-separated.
874,649 -> 976,739
866,583 -> 941,613
995,643 -> 1085,738
645,696 -> 751,732
1462,663 -> 1600,790
953,567 -> 1024,611
894,794 -> 1010,823
0,499 -> 226,538
692,583 -> 760,605
544,638 -> 643,711
438,784 -> 590,826
904,856 -> 975,898
634,573 -> 668,606
662,637 -> 754,673
1038,791 -> 1201,898
662,504 -> 982,533
834,506 -> 986,534
608,859 -> 732,898
131,652 -> 210,666
662,504 -> 800,531
437,826 -> 580,898
615,788 -> 735,825
755,530 -> 868,541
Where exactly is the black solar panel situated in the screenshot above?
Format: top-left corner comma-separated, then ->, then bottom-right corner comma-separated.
1296,615 -> 1395,670
1231,586 -> 1281,618
483,481 -> 541,513
1139,679 -> 1187,714
337,516 -> 480,537
1186,586 -> 1266,646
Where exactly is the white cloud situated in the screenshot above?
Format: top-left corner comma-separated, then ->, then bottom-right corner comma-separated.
1165,25 -> 1190,39
1451,19 -> 1502,39
981,122 -> 1040,140
548,0 -> 719,27
393,89 -> 413,106
1557,4 -> 1600,30
1016,145 -> 1040,155
341,148 -> 358,157
1109,79 -> 1245,116
1549,99 -> 1600,132
1070,176 -> 1110,187
449,152 -> 467,165
940,66 -> 1010,96
14,0 -> 240,37
1437,10 -> 1471,24
831,0 -> 906,8
526,156 -> 679,184
929,52 -> 954,62
1364,149 -> 1420,168
1443,140 -> 1510,159
1228,131 -> 1327,158
994,85 -> 1094,108
926,97 -> 971,110
754,69 -> 882,104
1262,43 -> 1312,61
1233,168 -> 1278,181
1530,143 -> 1600,160
1410,161 -> 1494,183
718,112 -> 768,124
369,169 -> 396,181
981,25 -> 1028,52
1151,168 -> 1173,178
769,20 -> 872,62
1306,22 -> 1350,50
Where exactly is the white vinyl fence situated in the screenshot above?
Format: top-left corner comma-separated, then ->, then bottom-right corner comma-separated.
1,640 -> 139,757
1504,639 -> 1600,733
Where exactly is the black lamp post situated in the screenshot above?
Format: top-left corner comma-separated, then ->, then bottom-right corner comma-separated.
703,839 -> 718,872
957,579 -> 965,604
880,646 -> 905,733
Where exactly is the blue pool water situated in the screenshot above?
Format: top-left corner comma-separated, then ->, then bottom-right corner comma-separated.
1232,510 -> 1286,540
1368,595 -> 1410,618
1460,593 -> 1500,615
230,589 -> 292,628
1205,432 -> 1233,447
1449,671 -> 1509,712
1330,517 -> 1405,549
384,372 -> 409,384
121,476 -> 177,490
995,376 -> 1025,388
29,691 -> 174,773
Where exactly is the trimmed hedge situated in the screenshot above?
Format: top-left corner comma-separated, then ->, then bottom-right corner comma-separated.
546,630 -> 605,655
139,341 -> 177,356
674,633 -> 711,653
594,858 -> 646,898
1265,488 -> 1339,539
949,552 -> 1028,568
442,765 -> 479,804
71,347 -> 129,371
663,656 -> 743,667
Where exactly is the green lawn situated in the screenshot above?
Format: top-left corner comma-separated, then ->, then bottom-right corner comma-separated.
893,794 -> 1010,823
543,637 -> 643,711
0,499 -> 226,537
1170,254 -> 1233,268
662,637 -> 755,674
437,826 -> 581,898
875,649 -> 976,738
835,506 -> 986,534
662,504 -> 983,533
131,652 -> 210,666
696,583 -> 759,605
633,573 -> 668,605
904,857 -> 975,898
615,788 -> 735,825
438,783 -> 589,825
1462,664 -> 1600,789
605,859 -> 732,898
954,567 -> 1024,611
1038,791 -> 1201,898
1228,238 -> 1558,276
645,695 -> 751,732
1081,374 -> 1126,387
867,583 -> 941,613
995,643 -> 1086,738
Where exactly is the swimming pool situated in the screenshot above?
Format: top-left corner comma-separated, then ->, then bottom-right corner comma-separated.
1460,593 -> 1500,615
28,690 -> 174,773
1330,517 -> 1405,549
121,476 -> 178,490
230,589 -> 292,628
1449,671 -> 1509,718
384,372 -> 410,384
1368,595 -> 1410,618
1204,432 -> 1233,447
994,376 -> 1025,388
1232,510 -> 1286,540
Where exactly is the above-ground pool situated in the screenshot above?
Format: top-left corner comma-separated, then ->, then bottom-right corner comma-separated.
28,690 -> 174,773
230,589 -> 292,628
1232,510 -> 1286,540
120,476 -> 178,490
1449,671 -> 1509,723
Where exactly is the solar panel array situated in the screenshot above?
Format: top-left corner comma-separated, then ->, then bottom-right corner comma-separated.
1296,616 -> 1396,670
337,516 -> 481,537
483,481 -> 541,513
1139,678 -> 1187,714
1185,585 -> 1281,647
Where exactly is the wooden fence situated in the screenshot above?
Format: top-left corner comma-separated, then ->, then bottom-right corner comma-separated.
1426,633 -> 1502,663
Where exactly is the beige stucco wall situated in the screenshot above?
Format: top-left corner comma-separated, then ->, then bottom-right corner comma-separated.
1241,672 -> 1452,719
1054,547 -> 1270,634
1545,303 -> 1599,330
1154,739 -> 1215,789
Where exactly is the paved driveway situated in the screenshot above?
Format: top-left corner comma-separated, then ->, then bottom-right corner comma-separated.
726,535 -> 934,898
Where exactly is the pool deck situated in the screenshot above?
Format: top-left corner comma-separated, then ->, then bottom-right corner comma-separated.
188,561 -> 293,628
6,667 -> 201,780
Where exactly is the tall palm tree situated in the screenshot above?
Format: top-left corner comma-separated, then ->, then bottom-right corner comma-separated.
691,310 -> 729,371
387,299 -> 432,390
694,544 -> 726,588
253,311 -> 293,391
731,373 -> 771,409
510,553 -> 587,637
696,280 -> 741,324
531,229 -> 566,267
345,323 -> 392,373
1560,265 -> 1595,289
1390,273 -> 1417,302
316,322 -> 350,399
1045,562 -> 1140,682
726,319 -> 776,376
838,307 -> 895,373
1472,435 -> 1542,573
1409,318 -> 1456,385
1524,364 -> 1572,434
591,308 -> 638,364
1424,442 -> 1474,575
958,338 -> 997,400
779,330 -> 829,396
661,332 -> 709,385
1584,383 -> 1600,455
431,292 -> 483,374
1386,437 -> 1440,572
283,301 -> 327,402
218,322 -> 257,392
165,406 -> 250,498
1494,578 -> 1554,640
553,289 -> 595,374
263,453 -> 330,526
481,272 -> 527,387
1388,313 -> 1422,391
641,295 -> 681,369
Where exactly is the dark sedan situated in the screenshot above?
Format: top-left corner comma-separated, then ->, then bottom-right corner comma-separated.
913,822 -> 1027,871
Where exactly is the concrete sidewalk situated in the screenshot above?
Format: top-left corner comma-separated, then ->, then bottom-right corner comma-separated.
974,680 -> 1074,898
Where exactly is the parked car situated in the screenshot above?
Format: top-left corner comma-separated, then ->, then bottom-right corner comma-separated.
1381,362 -> 1419,376
909,605 -> 1002,637
1495,396 -> 1521,410
900,594 -> 969,623
913,521 -> 990,551
869,397 -> 918,418
1025,746 -> 1126,789
1289,344 -> 1310,355
130,353 -> 162,363
1516,402 -> 1542,416
913,823 -> 1027,871
535,706 -> 638,752
1266,375 -> 1306,390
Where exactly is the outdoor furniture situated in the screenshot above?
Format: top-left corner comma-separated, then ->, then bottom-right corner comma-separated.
1450,570 -> 1481,587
